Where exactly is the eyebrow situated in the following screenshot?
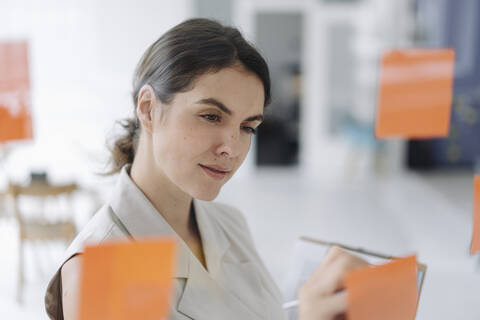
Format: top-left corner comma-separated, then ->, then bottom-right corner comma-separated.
195,98 -> 264,122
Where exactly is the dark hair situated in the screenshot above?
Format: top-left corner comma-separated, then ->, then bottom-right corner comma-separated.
105,18 -> 271,175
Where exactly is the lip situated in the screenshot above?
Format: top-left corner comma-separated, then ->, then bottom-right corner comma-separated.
199,164 -> 230,180
201,164 -> 232,173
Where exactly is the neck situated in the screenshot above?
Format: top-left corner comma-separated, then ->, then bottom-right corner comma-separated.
130,139 -> 194,238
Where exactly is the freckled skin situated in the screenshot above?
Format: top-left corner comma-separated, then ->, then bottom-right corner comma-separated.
149,66 -> 265,201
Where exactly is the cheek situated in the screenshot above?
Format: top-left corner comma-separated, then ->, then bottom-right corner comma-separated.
151,122 -> 189,164
237,136 -> 252,163
181,124 -> 212,154
244,136 -> 252,152
163,122 -> 211,163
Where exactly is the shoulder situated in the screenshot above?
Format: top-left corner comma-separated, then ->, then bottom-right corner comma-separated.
45,204 -> 130,319
62,204 -> 128,260
60,254 -> 82,320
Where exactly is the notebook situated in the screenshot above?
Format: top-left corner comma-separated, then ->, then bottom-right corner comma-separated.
283,236 -> 426,320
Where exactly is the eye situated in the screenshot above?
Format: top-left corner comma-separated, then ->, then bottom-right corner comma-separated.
201,114 -> 221,122
241,126 -> 257,135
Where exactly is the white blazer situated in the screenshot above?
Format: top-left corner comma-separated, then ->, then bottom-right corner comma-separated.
45,165 -> 286,320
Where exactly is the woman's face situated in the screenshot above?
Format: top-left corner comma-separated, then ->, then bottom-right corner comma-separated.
151,66 -> 265,201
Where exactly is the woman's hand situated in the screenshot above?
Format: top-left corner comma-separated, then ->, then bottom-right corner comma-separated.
298,246 -> 369,320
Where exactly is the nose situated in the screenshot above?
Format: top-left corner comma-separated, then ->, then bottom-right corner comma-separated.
214,128 -> 241,158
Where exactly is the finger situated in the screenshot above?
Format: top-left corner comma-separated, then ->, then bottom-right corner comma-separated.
322,246 -> 344,266
312,251 -> 369,294
309,246 -> 344,282
328,252 -> 370,292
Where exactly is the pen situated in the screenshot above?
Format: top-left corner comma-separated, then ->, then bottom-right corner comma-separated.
282,300 -> 299,309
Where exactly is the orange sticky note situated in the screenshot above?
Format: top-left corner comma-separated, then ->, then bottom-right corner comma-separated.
346,255 -> 418,320
375,49 -> 455,139
471,175 -> 480,254
79,238 -> 176,320
0,41 -> 33,143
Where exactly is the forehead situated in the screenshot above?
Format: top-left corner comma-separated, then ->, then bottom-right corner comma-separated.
183,67 -> 265,115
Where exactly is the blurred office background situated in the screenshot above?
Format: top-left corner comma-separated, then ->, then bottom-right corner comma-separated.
1,0 -> 479,318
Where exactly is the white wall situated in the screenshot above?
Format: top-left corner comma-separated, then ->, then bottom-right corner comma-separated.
0,0 -> 192,192
233,0 -> 415,181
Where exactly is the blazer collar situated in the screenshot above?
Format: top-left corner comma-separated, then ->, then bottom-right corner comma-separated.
194,199 -> 230,278
108,165 -> 265,320
108,164 -> 191,278
176,257 -> 267,320
107,165 -> 231,278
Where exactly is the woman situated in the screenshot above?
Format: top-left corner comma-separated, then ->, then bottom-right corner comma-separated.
45,18 -> 367,320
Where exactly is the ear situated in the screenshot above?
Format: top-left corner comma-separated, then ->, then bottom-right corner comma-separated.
136,85 -> 157,134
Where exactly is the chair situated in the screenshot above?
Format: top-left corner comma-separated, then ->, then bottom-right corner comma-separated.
7,181 -> 78,303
